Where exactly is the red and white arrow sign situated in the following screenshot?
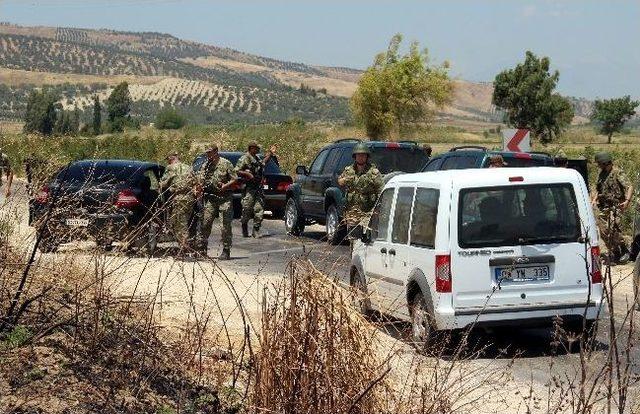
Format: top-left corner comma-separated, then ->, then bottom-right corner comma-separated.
502,129 -> 530,152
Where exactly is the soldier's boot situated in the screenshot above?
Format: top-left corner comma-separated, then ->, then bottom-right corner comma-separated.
630,236 -> 640,262
618,245 -> 630,265
218,248 -> 231,260
241,222 -> 250,238
252,226 -> 261,239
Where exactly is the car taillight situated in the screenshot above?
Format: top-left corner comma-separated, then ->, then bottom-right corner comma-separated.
35,187 -> 49,204
435,254 -> 452,293
386,142 -> 400,149
115,189 -> 140,209
276,181 -> 291,192
591,246 -> 602,284
509,176 -> 524,182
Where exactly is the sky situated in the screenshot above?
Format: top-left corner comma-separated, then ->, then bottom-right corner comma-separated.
0,0 -> 638,99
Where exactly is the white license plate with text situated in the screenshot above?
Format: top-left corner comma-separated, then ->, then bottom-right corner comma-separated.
495,266 -> 550,282
65,218 -> 89,227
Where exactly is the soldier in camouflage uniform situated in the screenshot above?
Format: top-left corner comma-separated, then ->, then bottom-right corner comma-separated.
338,143 -> 383,235
592,152 -> 634,265
159,152 -> 196,253
0,148 -> 13,200
195,144 -> 239,260
235,141 -> 277,238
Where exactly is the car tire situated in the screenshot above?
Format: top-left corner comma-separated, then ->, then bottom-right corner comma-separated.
284,197 -> 304,236
325,204 -> 346,245
409,293 -> 437,353
350,269 -> 371,316
37,230 -> 58,253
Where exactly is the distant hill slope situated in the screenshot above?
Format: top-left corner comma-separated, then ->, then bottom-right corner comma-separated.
0,22 -> 606,127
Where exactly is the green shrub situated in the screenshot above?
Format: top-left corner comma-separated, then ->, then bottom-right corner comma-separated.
155,108 -> 187,130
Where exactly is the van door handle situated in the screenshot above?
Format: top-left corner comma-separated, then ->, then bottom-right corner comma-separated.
380,248 -> 387,254
388,249 -> 396,256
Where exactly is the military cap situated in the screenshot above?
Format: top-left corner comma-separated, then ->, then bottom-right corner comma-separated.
489,154 -> 507,166
352,143 -> 371,157
166,151 -> 178,159
205,143 -> 219,153
247,141 -> 260,149
595,152 -> 612,164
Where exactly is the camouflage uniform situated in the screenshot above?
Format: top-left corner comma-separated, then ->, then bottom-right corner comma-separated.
595,166 -> 629,259
197,157 -> 237,251
159,161 -> 196,248
339,162 -> 383,226
236,152 -> 266,232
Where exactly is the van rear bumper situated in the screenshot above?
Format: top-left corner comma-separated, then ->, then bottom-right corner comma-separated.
436,301 -> 602,330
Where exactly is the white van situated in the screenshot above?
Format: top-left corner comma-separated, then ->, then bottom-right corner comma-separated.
350,167 -> 603,345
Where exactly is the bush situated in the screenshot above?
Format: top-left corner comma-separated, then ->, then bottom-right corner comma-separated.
155,108 -> 187,130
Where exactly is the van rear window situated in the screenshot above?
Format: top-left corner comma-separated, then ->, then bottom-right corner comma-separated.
458,184 -> 581,248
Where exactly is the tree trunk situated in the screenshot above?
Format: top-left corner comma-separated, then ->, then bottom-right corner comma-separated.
608,133 -> 613,144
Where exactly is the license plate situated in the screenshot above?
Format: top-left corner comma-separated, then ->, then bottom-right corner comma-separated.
495,265 -> 549,282
65,218 -> 89,227
263,184 -> 269,190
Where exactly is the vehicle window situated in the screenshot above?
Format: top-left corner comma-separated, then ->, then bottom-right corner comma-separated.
391,187 -> 414,244
458,184 -> 580,248
144,169 -> 160,191
336,149 -> 353,175
309,149 -> 330,175
264,157 -> 282,174
441,155 -> 478,170
369,188 -> 394,241
423,158 -> 442,172
411,188 -> 439,248
369,147 -> 428,174
322,149 -> 341,175
192,154 -> 207,172
57,163 -> 145,185
492,156 -> 550,168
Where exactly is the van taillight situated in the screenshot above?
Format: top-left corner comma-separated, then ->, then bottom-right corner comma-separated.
115,189 -> 140,209
35,187 -> 49,204
435,254 -> 452,293
591,246 -> 602,284
509,176 -> 524,182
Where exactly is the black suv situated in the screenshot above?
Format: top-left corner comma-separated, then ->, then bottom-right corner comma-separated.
285,139 -> 429,244
422,146 -> 589,185
422,146 -> 555,171
30,159 -> 165,253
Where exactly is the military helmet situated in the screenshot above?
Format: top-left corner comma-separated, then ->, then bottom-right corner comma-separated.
595,152 -> 612,164
352,143 -> 370,157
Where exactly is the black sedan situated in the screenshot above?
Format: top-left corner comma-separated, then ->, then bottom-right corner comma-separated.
192,151 -> 293,218
30,159 -> 166,253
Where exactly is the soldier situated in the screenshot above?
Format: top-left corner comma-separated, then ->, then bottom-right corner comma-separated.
195,144 -> 239,260
0,147 -> 13,200
235,141 -> 277,238
488,154 -> 507,168
159,152 -> 196,254
337,143 -> 383,237
592,152 -> 633,265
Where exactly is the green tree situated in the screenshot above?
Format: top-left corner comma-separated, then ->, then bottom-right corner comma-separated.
106,82 -> 132,131
351,34 -> 453,140
23,89 -> 61,136
590,96 -> 639,144
92,95 -> 102,135
155,108 -> 187,130
492,51 -> 574,144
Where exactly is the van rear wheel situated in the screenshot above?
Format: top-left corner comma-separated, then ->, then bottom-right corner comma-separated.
410,294 -> 436,352
350,269 -> 371,316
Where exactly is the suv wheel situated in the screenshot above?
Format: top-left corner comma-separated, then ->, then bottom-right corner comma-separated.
285,198 -> 304,236
325,204 -> 345,245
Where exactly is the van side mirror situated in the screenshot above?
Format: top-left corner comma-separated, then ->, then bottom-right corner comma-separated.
361,228 -> 372,244
296,165 -> 308,175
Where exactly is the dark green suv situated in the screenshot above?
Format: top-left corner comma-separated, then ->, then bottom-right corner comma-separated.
284,139 -> 429,244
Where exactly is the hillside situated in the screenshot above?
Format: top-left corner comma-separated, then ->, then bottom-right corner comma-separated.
0,22 -> 606,127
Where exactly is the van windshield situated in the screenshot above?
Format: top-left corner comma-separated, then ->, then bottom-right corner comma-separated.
458,184 -> 581,248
